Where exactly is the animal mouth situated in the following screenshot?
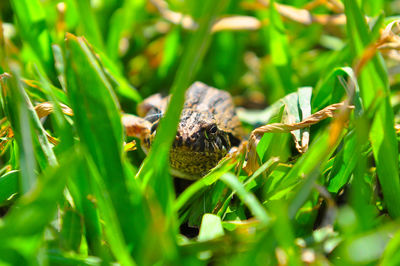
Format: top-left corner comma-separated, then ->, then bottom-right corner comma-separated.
169,145 -> 228,179
167,131 -> 234,179
142,124 -> 238,179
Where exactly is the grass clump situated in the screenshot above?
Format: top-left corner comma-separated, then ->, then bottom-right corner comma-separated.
1,0 -> 400,265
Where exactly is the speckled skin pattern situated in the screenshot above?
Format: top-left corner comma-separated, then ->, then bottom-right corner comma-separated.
134,82 -> 243,179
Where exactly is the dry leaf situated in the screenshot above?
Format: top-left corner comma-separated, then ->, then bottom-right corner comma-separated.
212,16 -> 261,32
243,102 -> 354,175
150,0 -> 261,32
34,102 -> 74,118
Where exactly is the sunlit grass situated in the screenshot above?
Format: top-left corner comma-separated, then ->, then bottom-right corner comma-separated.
1,0 -> 400,265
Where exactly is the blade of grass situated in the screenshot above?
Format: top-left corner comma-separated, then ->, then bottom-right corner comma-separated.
220,172 -> 270,225
157,27 -> 181,80
269,0 -> 293,94
65,33 -> 139,253
34,66 -> 106,256
73,0 -> 104,50
174,157 -> 237,213
85,155 -> 136,266
2,72 -> 58,170
0,170 -> 18,205
9,0 -> 57,81
66,161 -> 104,257
138,0 -> 229,217
0,149 -> 79,261
0,152 -> 78,265
217,158 -> 279,219
95,49 -> 142,102
60,208 -> 82,252
280,124 -> 344,218
1,74 -> 36,193
312,67 -> 363,115
344,0 -> 400,218
327,130 -> 359,193
106,0 -> 146,61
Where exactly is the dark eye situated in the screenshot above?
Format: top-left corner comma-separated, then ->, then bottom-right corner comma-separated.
150,121 -> 159,133
208,124 -> 218,134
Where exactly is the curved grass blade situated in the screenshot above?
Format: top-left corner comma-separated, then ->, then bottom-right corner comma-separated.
95,50 -> 142,102
34,66 -> 105,256
312,66 -> 363,116
65,33 -> 141,254
174,157 -> 237,214
217,157 -> 279,219
220,173 -> 270,225
2,73 -> 58,169
0,170 -> 18,205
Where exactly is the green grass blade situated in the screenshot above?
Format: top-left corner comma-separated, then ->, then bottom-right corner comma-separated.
0,149 -> 78,249
269,0 -> 294,99
65,33 -> 139,250
220,173 -> 270,225
280,128 -> 344,218
0,153 -> 78,265
85,156 -> 136,266
95,50 -> 142,102
47,250 -> 102,266
344,0 -> 400,218
138,0 -> 229,216
106,0 -> 146,61
66,162 -> 104,256
327,130 -> 359,193
60,208 -> 82,252
0,170 -> 19,205
73,0 -> 104,50
312,67 -> 363,115
1,74 -> 37,193
9,0 -> 56,81
269,201 -> 302,265
174,157 -> 236,213
217,157 -> 278,219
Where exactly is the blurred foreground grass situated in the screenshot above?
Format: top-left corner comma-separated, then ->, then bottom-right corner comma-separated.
1,0 -> 400,265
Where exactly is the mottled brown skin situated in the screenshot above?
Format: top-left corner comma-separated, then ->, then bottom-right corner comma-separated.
124,82 -> 243,179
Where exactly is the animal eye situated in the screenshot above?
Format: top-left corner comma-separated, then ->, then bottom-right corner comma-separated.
150,121 -> 159,133
208,124 -> 218,134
